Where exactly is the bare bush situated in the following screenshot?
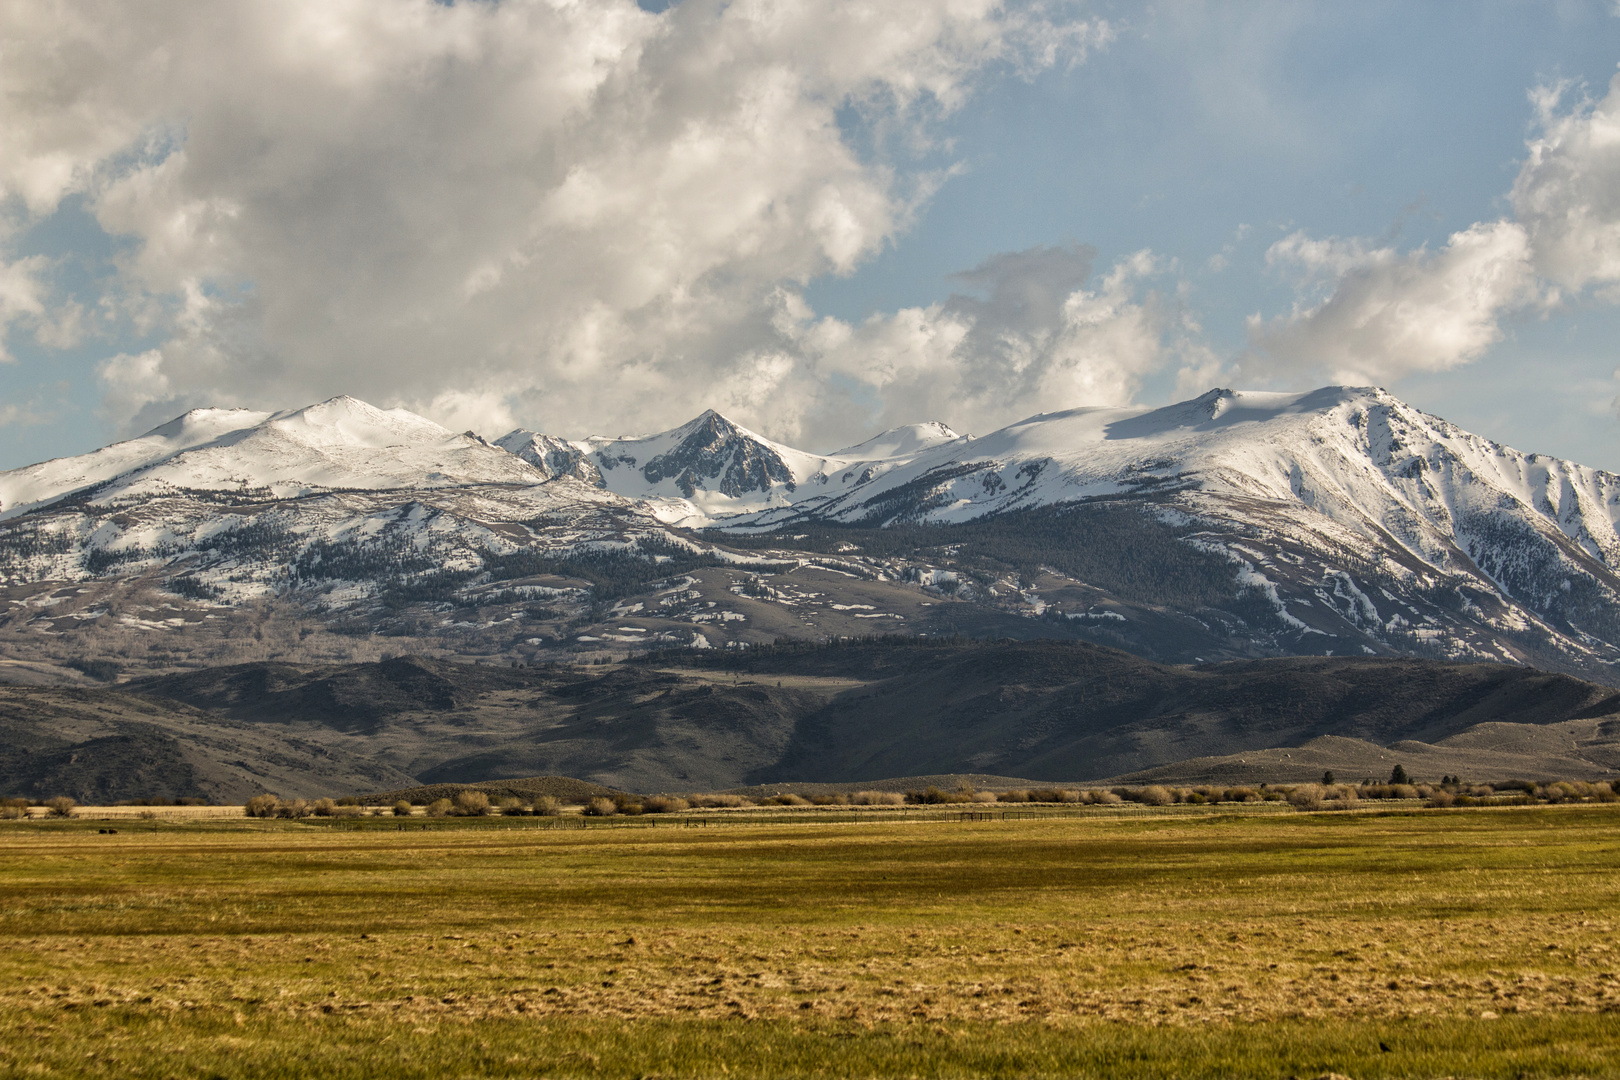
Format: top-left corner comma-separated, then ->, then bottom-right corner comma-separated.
534,796 -> 560,816
810,793 -> 850,806
1225,787 -> 1260,803
0,801 -> 26,820
1428,790 -> 1456,808
999,790 -> 1030,803
311,798 -> 338,817
275,799 -> 312,819
1363,783 -> 1418,800
1287,785 -> 1324,811
642,795 -> 690,814
425,798 -> 452,818
495,796 -> 524,816
971,791 -> 999,803
688,794 -> 748,808
245,794 -> 279,818
765,793 -> 811,806
1322,784 -> 1359,811
44,796 -> 76,819
453,791 -> 491,816
1136,786 -> 1173,807
907,787 -> 970,804
392,801 -> 414,817
584,797 -> 617,817
850,791 -> 904,806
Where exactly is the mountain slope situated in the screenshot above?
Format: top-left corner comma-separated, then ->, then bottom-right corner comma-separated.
0,396 -> 545,522
0,407 -> 272,520
494,411 -> 968,527
4,386 -> 1620,684
75,643 -> 1620,798
689,639 -> 1620,784
0,683 -> 417,802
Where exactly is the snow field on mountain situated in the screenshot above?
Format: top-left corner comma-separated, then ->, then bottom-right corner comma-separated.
6,384 -> 1620,680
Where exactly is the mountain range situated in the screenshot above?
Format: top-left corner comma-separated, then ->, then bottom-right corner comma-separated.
2,386 -> 1620,689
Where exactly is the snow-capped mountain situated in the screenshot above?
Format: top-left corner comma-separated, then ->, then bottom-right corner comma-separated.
827,421 -> 963,461
492,429 -> 603,486
5,385 -> 1620,685
0,396 -> 545,521
492,412 -> 967,526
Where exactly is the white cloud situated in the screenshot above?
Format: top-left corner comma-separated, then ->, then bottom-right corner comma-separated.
1245,221 -> 1536,384
418,388 -> 517,441
0,255 -> 48,363
1244,67 -> 1620,390
781,244 -> 1172,444
0,402 -> 50,427
95,347 -> 170,422
1513,70 -> 1620,297
0,0 -> 1108,443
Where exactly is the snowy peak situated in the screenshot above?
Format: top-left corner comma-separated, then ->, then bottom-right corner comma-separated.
830,421 -> 963,460
494,429 -> 603,486
0,406 -> 274,519
130,396 -> 544,497
578,410 -> 825,516
0,396 -> 545,518
703,385 -> 1620,604
637,411 -> 796,499
258,395 -> 457,450
141,406 -> 276,445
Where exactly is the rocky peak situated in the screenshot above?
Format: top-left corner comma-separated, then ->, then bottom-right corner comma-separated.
493,430 -> 604,487
640,410 -> 796,498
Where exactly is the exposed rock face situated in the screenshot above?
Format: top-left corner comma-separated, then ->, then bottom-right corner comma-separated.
493,431 -> 604,487
637,411 -> 796,498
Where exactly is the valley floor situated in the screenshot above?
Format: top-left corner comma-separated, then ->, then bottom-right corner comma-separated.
0,806 -> 1617,1078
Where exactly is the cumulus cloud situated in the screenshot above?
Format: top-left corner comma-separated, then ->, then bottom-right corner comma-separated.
0,255 -> 48,363
781,243 -> 1173,445
1246,221 -> 1537,383
1514,71 -> 1620,297
0,0 -> 1111,442
1247,66 -> 1620,388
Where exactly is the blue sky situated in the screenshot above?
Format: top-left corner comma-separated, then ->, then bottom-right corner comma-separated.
808,1 -> 1620,465
4,1 -> 1620,471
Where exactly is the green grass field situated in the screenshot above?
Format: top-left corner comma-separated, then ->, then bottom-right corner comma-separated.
1,806 -> 1618,1078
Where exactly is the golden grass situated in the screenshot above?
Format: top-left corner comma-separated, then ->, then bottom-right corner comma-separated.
1,807 -> 1618,1077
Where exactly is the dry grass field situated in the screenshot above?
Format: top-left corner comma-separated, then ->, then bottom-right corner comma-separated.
0,806 -> 1618,1078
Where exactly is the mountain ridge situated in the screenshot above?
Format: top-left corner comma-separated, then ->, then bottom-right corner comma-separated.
5,385 -> 1620,686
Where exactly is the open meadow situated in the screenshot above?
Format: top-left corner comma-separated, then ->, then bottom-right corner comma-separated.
1,806 -> 1618,1079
